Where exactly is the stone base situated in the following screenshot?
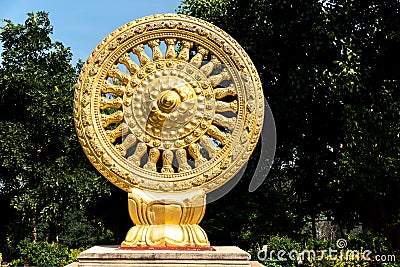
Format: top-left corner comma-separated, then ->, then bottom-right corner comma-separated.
75,245 -> 265,267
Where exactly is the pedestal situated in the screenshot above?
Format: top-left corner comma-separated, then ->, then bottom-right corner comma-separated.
122,188 -> 209,248
75,245 -> 265,267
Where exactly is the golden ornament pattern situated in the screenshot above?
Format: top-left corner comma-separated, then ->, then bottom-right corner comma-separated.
74,14 -> 264,193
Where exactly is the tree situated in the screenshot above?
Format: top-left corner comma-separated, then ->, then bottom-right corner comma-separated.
178,0 -> 400,249
319,0 -> 400,244
0,12 -> 114,259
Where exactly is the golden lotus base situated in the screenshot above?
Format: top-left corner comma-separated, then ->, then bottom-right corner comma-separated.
122,187 -> 210,248
122,224 -> 209,247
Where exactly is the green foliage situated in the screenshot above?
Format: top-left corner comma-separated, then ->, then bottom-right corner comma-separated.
305,237 -> 333,251
346,231 -> 387,252
9,259 -> 23,267
67,248 -> 83,265
59,210 -> 114,248
178,0 -> 400,250
17,239 -> 68,267
305,231 -> 398,266
259,236 -> 301,267
254,232 -> 399,267
7,239 -> 84,267
0,11 -> 114,261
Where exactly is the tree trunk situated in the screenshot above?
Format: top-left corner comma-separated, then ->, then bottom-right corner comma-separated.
311,214 -> 317,238
32,208 -> 37,242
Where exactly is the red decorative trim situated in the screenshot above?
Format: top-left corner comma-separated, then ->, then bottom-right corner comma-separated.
118,246 -> 216,251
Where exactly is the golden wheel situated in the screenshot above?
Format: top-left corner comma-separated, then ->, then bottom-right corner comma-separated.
74,14 -> 264,194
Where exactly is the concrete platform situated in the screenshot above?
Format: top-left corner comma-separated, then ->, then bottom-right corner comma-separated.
66,261 -> 264,267
74,245 -> 265,267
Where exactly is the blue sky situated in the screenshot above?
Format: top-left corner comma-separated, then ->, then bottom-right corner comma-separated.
0,0 -> 182,63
